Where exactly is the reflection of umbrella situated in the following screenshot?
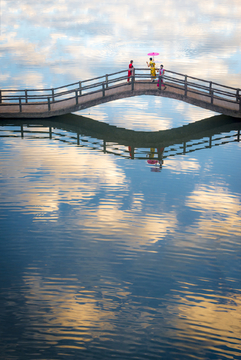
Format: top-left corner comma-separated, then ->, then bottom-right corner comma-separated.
147,159 -> 159,165
147,52 -> 159,60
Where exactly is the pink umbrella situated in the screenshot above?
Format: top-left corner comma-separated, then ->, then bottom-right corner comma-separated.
147,52 -> 159,60
147,159 -> 159,165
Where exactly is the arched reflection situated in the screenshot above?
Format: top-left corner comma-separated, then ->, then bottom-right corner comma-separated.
0,114 -> 240,163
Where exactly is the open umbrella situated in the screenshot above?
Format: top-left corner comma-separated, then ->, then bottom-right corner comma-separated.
147,52 -> 159,60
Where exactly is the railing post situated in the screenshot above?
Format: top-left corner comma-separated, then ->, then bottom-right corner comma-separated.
102,83 -> 105,97
210,90 -> 214,104
237,129 -> 240,142
0,90 -> 2,103
209,136 -> 212,148
131,75 -> 134,91
52,89 -> 55,102
130,146 -> 135,159
75,90 -> 78,104
19,97 -> 22,112
48,97 -> 51,111
49,127 -> 52,139
239,97 -> 241,112
25,90 -> 28,103
236,89 -> 240,102
21,125 -> 24,138
79,82 -> 82,96
209,81 -> 212,94
183,141 -> 186,154
184,75 -> 187,97
106,75 -> 108,89
103,140 -> 106,153
77,132 -> 80,145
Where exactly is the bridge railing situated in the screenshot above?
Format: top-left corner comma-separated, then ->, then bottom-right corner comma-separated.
0,123 -> 240,161
0,69 -> 132,107
162,70 -> 239,103
0,68 -> 240,113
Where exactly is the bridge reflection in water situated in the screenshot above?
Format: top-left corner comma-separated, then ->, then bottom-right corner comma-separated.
0,114 -> 240,164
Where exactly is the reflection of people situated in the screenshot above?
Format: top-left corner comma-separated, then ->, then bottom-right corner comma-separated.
157,65 -> 166,90
147,147 -> 156,161
158,147 -> 165,168
128,146 -> 134,159
146,147 -> 165,170
146,58 -> 156,82
127,60 -> 134,82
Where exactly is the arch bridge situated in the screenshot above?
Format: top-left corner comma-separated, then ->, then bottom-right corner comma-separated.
0,69 -> 241,119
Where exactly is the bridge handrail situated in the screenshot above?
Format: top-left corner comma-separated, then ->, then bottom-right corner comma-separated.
1,68 -> 239,93
0,75 -> 132,103
0,71 -> 144,103
165,70 -> 239,91
1,122 -> 240,161
0,68 -> 240,114
0,82 -> 236,104
163,74 -> 238,100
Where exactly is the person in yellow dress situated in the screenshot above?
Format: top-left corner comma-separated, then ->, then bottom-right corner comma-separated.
146,57 -> 156,82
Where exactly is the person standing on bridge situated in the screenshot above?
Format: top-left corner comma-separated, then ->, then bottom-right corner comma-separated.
127,60 -> 134,82
146,57 -> 156,82
157,64 -> 166,90
146,147 -> 165,171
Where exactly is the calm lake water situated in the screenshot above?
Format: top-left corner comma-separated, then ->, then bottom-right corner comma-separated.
0,0 -> 241,359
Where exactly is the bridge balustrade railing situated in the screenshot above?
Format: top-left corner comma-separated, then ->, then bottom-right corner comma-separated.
0,69 -> 240,114
0,124 -> 240,161
0,69 -> 130,107
137,69 -> 239,107
163,71 -> 239,103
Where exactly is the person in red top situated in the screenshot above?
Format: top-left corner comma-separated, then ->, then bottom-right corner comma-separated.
127,60 -> 134,82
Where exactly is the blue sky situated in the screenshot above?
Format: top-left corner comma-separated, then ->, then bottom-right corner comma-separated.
1,0 -> 241,89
